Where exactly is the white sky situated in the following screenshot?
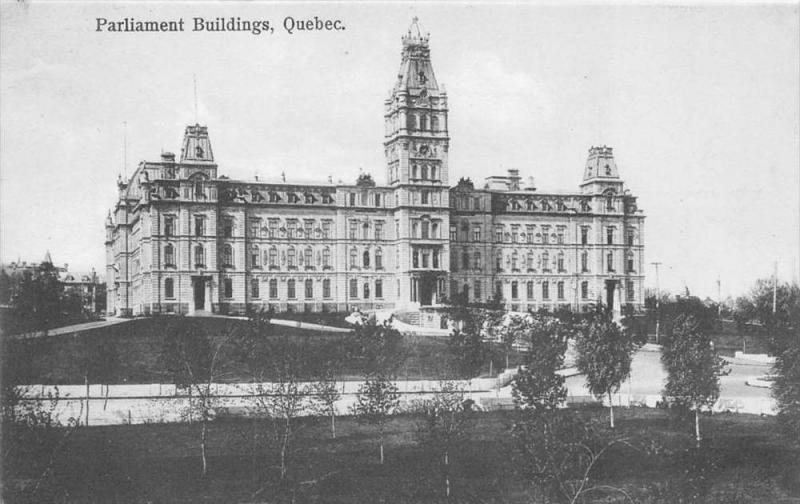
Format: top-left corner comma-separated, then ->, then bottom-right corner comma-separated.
1,2 -> 798,299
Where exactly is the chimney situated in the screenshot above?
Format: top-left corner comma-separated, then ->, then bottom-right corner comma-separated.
507,169 -> 521,191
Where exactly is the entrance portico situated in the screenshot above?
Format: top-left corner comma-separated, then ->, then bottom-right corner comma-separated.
192,275 -> 212,312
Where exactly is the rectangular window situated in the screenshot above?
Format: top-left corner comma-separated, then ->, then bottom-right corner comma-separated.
269,279 -> 278,299
557,281 -> 565,300
450,226 -> 457,241
581,227 -> 589,245
526,225 -> 535,243
495,227 -> 503,243
322,221 -> 332,239
223,218 -> 234,238
349,193 -> 356,206
421,191 -> 429,205
287,280 -> 296,299
164,216 -> 175,237
495,281 -> 503,300
349,221 -> 358,240
526,281 -> 534,300
626,280 -> 635,302
474,280 -> 481,300
607,252 -> 614,272
472,227 -> 481,242
323,279 -> 331,298
375,193 -> 381,207
542,281 -> 550,300
607,227 -> 614,245
431,223 -> 439,239
627,257 -> 635,273
581,252 -> 589,272
542,227 -> 549,244
250,219 -> 260,238
269,219 -> 278,238
251,279 -> 260,298
349,278 -> 358,298
165,278 -> 174,299
286,221 -> 296,239
305,279 -> 313,299
421,221 -> 430,239
627,231 -> 635,247
422,251 -> 430,268
375,279 -> 383,298
511,281 -> 519,299
362,223 -> 370,240
194,216 -> 205,236
375,222 -> 383,240
304,220 -> 313,239
581,281 -> 589,300
224,278 -> 233,298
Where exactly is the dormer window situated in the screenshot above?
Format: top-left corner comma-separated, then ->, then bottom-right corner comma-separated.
195,145 -> 204,158
605,164 -> 611,176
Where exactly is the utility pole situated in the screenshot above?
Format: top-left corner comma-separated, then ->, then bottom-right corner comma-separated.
651,262 -> 662,344
773,261 -> 778,314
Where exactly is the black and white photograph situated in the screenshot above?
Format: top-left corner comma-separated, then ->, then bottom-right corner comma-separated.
1,1 -> 798,502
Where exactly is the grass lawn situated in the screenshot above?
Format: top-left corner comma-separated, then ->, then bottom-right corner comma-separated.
3,408 -> 798,503
2,316 -> 523,385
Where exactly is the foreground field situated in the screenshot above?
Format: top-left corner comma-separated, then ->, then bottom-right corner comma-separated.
3,408 -> 799,503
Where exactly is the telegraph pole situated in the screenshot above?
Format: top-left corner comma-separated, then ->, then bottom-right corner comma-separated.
651,262 -> 662,344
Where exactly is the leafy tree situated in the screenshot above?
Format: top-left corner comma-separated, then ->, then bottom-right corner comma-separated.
418,381 -> 473,498
447,311 -> 491,381
8,263 -> 65,332
351,315 -> 405,377
576,316 -> 641,428
661,314 -> 729,446
351,374 -> 399,464
512,315 -> 570,412
735,279 -> 799,354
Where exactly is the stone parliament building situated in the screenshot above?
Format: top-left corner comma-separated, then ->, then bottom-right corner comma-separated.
105,21 -> 645,317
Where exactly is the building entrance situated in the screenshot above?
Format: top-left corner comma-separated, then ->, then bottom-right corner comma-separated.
193,277 -> 205,311
419,274 -> 437,306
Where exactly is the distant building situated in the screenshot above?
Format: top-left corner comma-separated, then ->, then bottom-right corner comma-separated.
1,251 -> 104,314
105,19 -> 644,317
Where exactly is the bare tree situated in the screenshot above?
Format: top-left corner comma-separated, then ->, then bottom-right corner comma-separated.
419,380 -> 473,498
161,317 -> 239,477
311,369 -> 341,439
351,374 -> 399,464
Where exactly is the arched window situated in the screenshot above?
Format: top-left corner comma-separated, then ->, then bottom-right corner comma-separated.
431,115 -> 439,132
542,252 -> 550,271
421,165 -> 428,180
542,281 -> 550,300
251,246 -> 260,268
375,248 -> 383,269
511,251 -> 518,271
430,166 -> 437,180
495,251 -> 503,271
194,245 -> 205,267
527,251 -> 534,270
269,247 -> 278,268
557,252 -> 565,272
350,247 -> 358,268
526,281 -> 534,300
349,278 -> 358,298
287,247 -> 296,268
305,279 -> 313,298
322,247 -> 331,268
223,244 -> 233,267
304,247 -> 313,268
251,279 -> 260,298
412,164 -> 418,180
164,244 -> 175,267
557,281 -> 565,299
164,278 -> 174,298
581,251 -> 589,272
269,278 -> 278,298
511,281 -> 519,299
363,251 -> 370,268
363,282 -> 370,299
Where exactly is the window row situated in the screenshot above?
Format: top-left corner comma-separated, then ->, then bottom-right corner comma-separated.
411,219 -> 441,239
349,220 -> 386,240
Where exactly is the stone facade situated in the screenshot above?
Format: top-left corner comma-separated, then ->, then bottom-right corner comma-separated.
105,20 -> 644,317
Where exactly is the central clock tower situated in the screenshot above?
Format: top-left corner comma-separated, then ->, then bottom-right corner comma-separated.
385,19 -> 451,308
384,18 -> 449,186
